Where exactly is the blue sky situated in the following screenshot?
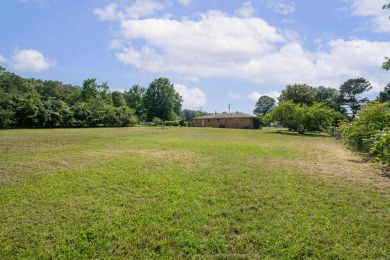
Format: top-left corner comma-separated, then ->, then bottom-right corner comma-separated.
1,0 -> 389,114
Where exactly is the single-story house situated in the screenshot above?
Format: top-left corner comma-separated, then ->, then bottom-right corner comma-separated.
189,112 -> 257,129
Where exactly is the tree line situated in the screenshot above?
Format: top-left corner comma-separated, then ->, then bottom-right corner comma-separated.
253,79 -> 389,161
255,77 -> 389,116
0,66 -> 184,128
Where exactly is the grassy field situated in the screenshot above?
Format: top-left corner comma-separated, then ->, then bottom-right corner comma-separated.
0,127 -> 389,259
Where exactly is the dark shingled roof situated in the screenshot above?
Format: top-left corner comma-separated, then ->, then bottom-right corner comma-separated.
194,112 -> 256,119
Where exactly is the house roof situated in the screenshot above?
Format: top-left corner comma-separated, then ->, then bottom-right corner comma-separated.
194,112 -> 256,119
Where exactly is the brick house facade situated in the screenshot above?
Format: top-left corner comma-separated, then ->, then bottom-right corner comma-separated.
189,112 -> 257,129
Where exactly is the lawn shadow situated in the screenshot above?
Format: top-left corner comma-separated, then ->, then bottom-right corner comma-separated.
346,155 -> 390,179
381,172 -> 390,178
265,130 -> 332,138
347,159 -> 371,164
380,165 -> 390,179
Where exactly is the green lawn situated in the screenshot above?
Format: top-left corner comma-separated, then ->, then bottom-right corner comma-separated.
0,127 -> 389,259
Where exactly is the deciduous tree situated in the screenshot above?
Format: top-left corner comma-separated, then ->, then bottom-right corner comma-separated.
39,98 -> 71,127
339,78 -> 372,119
143,78 -> 183,121
315,86 -> 347,116
81,79 -> 112,105
112,91 -> 126,108
278,84 -> 316,105
253,95 -> 275,115
267,101 -> 340,134
124,84 -> 146,121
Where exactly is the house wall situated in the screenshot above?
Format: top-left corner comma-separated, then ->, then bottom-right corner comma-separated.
189,117 -> 255,129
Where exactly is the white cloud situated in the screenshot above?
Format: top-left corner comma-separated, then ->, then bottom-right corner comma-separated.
174,84 -> 207,109
178,0 -> 191,7
11,49 -> 55,72
94,3 -> 119,21
235,1 -> 255,18
0,55 -> 6,63
229,92 -> 242,99
313,39 -> 390,87
115,11 -> 286,78
267,0 -> 296,15
109,39 -> 123,49
122,0 -> 165,19
19,0 -> 48,7
96,7 -> 390,92
248,91 -> 281,101
346,0 -> 390,32
94,0 -> 165,21
348,0 -> 386,16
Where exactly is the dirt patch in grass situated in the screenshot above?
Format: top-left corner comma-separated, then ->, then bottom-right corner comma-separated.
0,151 -> 124,186
0,148 -> 202,186
250,139 -> 390,190
135,149 -> 206,172
0,149 -> 140,185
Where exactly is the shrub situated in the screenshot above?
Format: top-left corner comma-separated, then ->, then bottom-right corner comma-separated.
267,101 -> 342,134
253,116 -> 261,129
369,128 -> 390,162
152,117 -> 162,126
179,119 -> 188,127
339,102 -> 390,161
164,120 -> 179,126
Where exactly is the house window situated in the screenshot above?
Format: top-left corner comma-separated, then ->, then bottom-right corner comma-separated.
208,119 -> 210,122
225,119 -> 227,122
217,119 -> 219,122
235,118 -> 240,123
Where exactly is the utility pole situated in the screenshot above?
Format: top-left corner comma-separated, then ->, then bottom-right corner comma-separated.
228,104 -> 230,113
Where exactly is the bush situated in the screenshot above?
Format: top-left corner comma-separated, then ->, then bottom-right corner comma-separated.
179,119 -> 188,127
370,128 -> 390,162
267,101 -> 342,134
164,120 -> 179,126
339,102 -> 390,161
152,117 -> 162,126
253,115 -> 262,129
0,109 -> 15,128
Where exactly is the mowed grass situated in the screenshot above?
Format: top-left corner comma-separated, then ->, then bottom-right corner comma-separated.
0,127 -> 389,259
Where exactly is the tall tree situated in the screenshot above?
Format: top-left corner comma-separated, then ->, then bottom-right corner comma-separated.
81,78 -> 99,102
0,88 -> 15,128
143,77 -> 183,121
377,83 -> 390,104
39,98 -> 71,128
13,92 -> 43,128
124,84 -> 146,121
278,84 -> 316,105
339,78 -> 372,119
315,86 -> 338,107
111,91 -> 126,107
314,86 -> 347,115
253,95 -> 276,115
81,79 -> 112,104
